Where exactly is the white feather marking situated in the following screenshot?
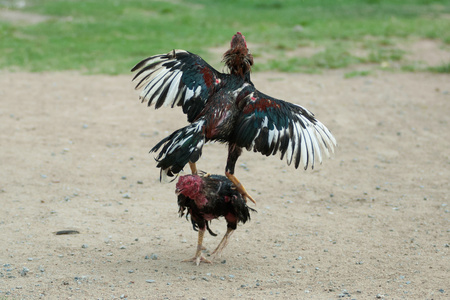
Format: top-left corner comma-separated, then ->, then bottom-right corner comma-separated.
292,121 -> 301,167
267,128 -> 275,149
262,116 -> 268,127
314,123 -> 330,158
165,71 -> 183,107
286,128 -> 293,166
312,130 -> 323,164
300,124 -> 307,168
271,129 -> 279,152
184,88 -> 195,103
141,67 -> 171,102
317,121 -> 336,155
194,85 -> 202,98
155,69 -> 182,106
251,128 -> 261,150
136,60 -> 169,89
139,68 -> 166,98
303,123 -> 314,169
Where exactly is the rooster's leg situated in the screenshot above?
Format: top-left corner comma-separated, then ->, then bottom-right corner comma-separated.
225,172 -> 256,204
182,228 -> 212,266
226,145 -> 256,204
211,228 -> 234,258
189,162 -> 198,175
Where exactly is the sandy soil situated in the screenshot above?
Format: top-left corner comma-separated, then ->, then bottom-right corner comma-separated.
0,69 -> 449,299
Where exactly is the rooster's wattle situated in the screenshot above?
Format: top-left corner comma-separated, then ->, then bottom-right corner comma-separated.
132,32 -> 336,203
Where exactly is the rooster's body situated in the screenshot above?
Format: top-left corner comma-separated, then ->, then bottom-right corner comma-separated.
176,173 -> 255,265
132,32 -> 336,203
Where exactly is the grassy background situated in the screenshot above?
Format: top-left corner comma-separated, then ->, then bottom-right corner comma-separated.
1,0 -> 449,74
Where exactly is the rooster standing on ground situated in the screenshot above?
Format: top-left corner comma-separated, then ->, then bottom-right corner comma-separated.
176,173 -> 255,265
132,32 -> 336,203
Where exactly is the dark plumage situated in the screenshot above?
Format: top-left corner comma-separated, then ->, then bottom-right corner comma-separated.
176,173 -> 255,265
132,32 -> 336,203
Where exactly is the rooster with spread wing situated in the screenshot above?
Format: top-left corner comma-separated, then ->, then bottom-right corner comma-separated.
132,32 -> 336,203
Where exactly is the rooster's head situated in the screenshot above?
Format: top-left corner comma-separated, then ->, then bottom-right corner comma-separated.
223,32 -> 254,79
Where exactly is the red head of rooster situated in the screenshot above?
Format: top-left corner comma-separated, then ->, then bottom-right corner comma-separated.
175,174 -> 208,207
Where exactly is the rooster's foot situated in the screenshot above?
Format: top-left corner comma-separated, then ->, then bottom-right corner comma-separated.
183,253 -> 212,266
225,172 -> 256,204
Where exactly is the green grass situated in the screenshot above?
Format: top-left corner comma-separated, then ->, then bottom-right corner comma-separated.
1,0 -> 450,74
428,62 -> 450,73
344,70 -> 372,78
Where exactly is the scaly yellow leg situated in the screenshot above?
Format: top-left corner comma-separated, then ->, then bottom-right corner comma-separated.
182,228 -> 212,266
189,162 -> 198,175
225,172 -> 256,204
211,228 -> 234,258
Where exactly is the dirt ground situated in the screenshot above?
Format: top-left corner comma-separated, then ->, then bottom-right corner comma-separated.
0,68 -> 449,299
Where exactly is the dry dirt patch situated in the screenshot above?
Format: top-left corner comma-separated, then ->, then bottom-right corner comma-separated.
0,70 -> 449,299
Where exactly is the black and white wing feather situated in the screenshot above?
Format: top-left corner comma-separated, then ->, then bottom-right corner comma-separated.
234,89 -> 336,170
132,49 -> 227,122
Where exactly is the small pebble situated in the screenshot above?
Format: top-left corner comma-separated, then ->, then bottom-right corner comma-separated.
128,270 -> 134,273
81,244 -> 89,249
146,279 -> 155,283
20,267 -> 29,276
150,253 -> 158,260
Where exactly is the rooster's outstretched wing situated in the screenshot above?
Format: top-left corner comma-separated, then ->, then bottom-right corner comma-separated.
234,89 -> 336,170
132,50 -> 228,122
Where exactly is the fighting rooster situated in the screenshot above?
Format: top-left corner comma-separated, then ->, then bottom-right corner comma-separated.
132,32 -> 336,203
176,173 -> 255,265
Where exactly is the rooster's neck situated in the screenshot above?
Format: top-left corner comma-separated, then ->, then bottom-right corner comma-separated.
193,193 -> 208,208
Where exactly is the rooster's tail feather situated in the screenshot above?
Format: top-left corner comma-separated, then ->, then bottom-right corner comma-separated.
151,120 -> 206,179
